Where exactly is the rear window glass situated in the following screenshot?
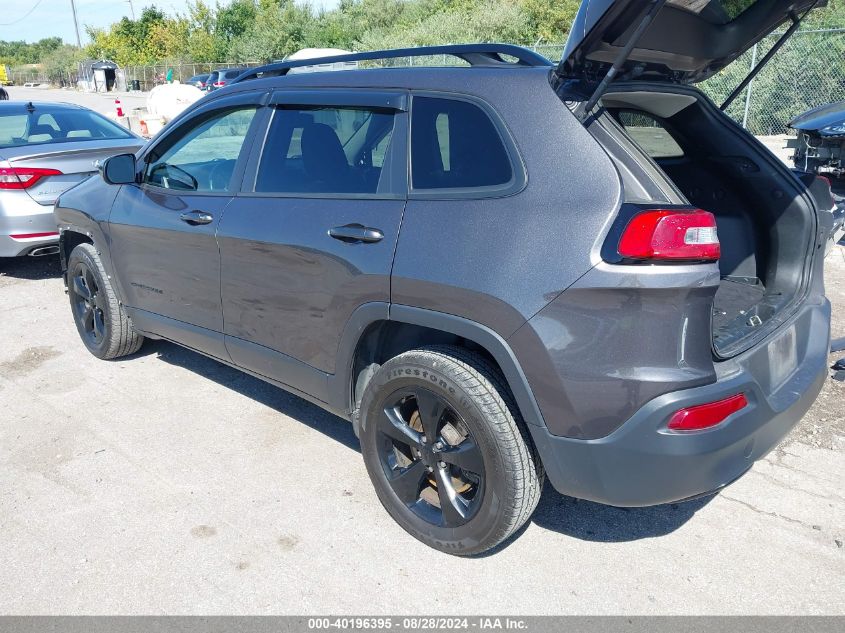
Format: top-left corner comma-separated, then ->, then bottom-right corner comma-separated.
411,96 -> 512,190
0,107 -> 133,149
615,110 -> 684,159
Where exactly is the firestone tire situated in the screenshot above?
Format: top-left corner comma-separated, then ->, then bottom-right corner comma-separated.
359,345 -> 544,555
67,242 -> 144,360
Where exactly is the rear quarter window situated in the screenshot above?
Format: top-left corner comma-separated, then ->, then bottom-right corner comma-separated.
615,110 -> 684,159
410,95 -> 518,195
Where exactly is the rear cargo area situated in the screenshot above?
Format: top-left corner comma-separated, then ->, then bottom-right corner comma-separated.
598,85 -> 818,356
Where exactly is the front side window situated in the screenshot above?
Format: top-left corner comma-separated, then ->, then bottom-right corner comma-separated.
144,106 -> 257,192
254,105 -> 396,194
411,96 -> 513,191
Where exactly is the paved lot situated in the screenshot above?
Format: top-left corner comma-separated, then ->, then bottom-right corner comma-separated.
0,244 -> 843,615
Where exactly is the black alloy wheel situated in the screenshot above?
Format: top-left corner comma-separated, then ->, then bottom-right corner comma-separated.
376,386 -> 485,528
66,242 -> 143,359
70,260 -> 107,345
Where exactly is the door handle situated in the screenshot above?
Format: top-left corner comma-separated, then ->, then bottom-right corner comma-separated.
180,210 -> 214,226
329,223 -> 384,243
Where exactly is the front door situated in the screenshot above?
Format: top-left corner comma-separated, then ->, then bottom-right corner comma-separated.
217,90 -> 408,394
109,94 -> 264,358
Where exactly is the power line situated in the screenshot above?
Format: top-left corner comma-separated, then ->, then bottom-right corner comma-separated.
70,0 -> 82,47
0,0 -> 45,26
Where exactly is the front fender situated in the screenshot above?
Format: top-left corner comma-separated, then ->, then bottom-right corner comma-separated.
54,176 -> 121,289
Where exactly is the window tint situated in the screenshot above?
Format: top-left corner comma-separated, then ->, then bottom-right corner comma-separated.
0,107 -> 133,149
254,106 -> 396,194
616,110 -> 684,159
144,106 -> 256,192
411,96 -> 512,190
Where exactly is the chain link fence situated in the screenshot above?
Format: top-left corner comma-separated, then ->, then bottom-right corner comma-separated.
122,61 -> 265,91
11,26 -> 842,137
698,27 -> 845,135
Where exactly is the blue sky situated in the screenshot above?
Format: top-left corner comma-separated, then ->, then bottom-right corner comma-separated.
0,0 -> 341,44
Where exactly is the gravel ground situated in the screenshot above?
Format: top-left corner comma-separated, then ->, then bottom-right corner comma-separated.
0,246 -> 843,615
797,243 -> 845,451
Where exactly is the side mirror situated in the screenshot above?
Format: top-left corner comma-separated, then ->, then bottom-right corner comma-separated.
101,153 -> 136,185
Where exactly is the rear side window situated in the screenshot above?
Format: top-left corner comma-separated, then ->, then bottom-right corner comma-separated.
411,96 -> 513,191
615,110 -> 684,159
254,106 -> 396,195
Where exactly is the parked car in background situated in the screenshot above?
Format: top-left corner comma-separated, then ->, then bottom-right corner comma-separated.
787,100 -> 845,178
1,101 -> 143,258
206,68 -> 246,91
187,73 -> 210,90
55,0 -> 831,556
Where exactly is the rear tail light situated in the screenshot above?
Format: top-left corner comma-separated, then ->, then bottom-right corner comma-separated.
667,393 -> 748,432
618,209 -> 720,262
214,81 -> 225,87
0,164 -> 63,190
10,232 -> 59,240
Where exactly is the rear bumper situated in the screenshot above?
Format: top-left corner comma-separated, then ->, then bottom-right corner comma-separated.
530,298 -> 830,507
0,191 -> 59,257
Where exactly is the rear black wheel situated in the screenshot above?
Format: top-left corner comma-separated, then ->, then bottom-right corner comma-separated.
376,385 -> 486,529
68,243 -> 143,359
359,346 -> 543,555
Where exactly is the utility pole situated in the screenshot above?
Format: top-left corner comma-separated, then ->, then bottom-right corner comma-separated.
126,0 -> 136,20
69,0 -> 82,48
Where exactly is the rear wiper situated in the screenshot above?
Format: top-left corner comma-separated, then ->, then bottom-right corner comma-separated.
581,0 -> 667,120
720,4 -> 819,110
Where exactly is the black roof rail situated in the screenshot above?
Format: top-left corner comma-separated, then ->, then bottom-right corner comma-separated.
230,44 -> 553,84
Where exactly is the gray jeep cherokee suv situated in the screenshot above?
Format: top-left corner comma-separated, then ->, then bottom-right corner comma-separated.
55,0 -> 832,555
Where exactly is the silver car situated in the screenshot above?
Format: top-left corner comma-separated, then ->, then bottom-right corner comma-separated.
0,101 -> 143,257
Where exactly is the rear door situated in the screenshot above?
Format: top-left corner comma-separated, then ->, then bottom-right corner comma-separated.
108,92 -> 265,359
217,89 -> 408,392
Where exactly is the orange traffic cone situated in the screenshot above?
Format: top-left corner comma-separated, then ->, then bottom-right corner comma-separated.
115,98 -> 124,118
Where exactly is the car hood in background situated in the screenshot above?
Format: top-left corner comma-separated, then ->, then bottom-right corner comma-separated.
788,100 -> 845,138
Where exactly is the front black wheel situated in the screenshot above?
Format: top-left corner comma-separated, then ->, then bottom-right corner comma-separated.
359,346 -> 543,555
68,242 -> 143,359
